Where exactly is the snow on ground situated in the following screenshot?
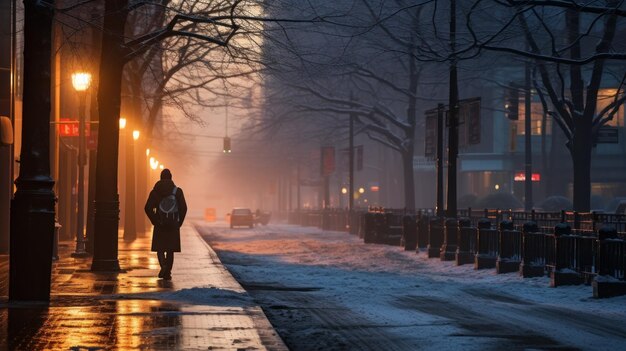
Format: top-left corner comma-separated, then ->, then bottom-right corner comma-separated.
196,221 -> 626,351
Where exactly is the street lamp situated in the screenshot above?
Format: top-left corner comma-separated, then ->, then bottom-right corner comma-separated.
146,148 -> 150,156
132,130 -> 140,140
119,117 -> 127,130
71,71 -> 92,258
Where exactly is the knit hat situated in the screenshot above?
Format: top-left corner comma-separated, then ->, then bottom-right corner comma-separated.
160,168 -> 172,180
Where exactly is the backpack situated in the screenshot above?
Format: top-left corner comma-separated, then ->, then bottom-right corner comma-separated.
158,187 -> 179,229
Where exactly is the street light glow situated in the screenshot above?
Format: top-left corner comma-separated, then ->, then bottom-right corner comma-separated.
146,148 -> 150,156
119,117 -> 127,129
358,187 -> 365,194
71,72 -> 92,92
149,157 -> 159,170
341,187 -> 347,194
159,165 -> 164,170
132,130 -> 140,140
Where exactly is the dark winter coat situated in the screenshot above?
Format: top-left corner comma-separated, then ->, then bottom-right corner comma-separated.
144,179 -> 188,252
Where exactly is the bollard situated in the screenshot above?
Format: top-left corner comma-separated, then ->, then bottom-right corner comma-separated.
475,218 -> 498,270
550,222 -> 584,287
455,218 -> 475,266
402,215 -> 418,251
416,215 -> 430,251
363,212 -> 377,243
496,220 -> 521,274
593,226 -> 626,298
427,217 -> 444,258
441,218 -> 459,261
520,221 -> 545,278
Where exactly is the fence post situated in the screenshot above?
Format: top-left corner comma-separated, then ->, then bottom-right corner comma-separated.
520,221 -> 544,278
550,223 -> 583,287
593,226 -> 626,298
441,218 -> 459,261
427,217 -> 444,258
496,220 -> 520,274
455,218 -> 474,266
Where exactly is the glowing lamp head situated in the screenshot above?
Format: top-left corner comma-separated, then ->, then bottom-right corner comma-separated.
159,165 -> 164,170
119,117 -> 127,129
132,130 -> 140,140
358,187 -> 365,194
149,157 -> 158,170
341,187 -> 348,194
146,148 -> 150,156
71,72 -> 92,91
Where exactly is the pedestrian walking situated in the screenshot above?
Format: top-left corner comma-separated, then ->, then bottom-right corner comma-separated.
144,168 -> 187,280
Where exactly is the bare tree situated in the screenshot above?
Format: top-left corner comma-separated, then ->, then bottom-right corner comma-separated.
462,0 -> 626,211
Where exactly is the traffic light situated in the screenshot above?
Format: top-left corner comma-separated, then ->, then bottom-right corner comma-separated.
504,85 -> 519,120
223,137 -> 231,153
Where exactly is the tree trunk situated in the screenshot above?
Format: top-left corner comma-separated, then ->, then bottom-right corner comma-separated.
402,148 -> 415,211
571,121 -> 592,212
91,0 -> 129,272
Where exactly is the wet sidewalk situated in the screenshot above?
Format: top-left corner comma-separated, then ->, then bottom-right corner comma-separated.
0,223 -> 287,350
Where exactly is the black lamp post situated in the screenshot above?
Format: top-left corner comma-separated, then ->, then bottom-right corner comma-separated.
70,72 -> 91,258
9,0 -> 56,301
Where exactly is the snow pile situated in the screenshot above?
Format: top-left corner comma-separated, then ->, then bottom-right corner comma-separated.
197,222 -> 626,350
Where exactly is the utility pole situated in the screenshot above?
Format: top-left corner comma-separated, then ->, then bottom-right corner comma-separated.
524,60 -> 533,211
436,103 -> 444,217
446,0 -> 459,218
349,111 -> 355,213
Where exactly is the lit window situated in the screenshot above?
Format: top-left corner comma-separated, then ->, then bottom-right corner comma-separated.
596,89 -> 624,127
517,95 -> 550,136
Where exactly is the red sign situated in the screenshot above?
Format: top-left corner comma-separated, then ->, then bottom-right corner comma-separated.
59,118 -> 91,137
514,172 -> 541,182
320,146 -> 335,176
59,118 -> 79,137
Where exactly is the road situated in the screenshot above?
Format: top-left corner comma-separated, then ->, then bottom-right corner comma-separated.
195,221 -> 626,351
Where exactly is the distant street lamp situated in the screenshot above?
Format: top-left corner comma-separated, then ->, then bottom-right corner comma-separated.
159,164 -> 164,170
146,148 -> 150,156
132,130 -> 140,140
119,117 -> 127,130
71,71 -> 92,258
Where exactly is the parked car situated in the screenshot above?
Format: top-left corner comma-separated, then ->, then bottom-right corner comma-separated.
230,208 -> 254,229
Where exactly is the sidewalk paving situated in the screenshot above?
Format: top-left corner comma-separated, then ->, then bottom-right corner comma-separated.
0,222 -> 287,351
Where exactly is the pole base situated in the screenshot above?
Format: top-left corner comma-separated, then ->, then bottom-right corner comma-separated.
71,251 -> 90,258
427,245 -> 440,258
520,263 -> 544,278
474,255 -> 496,270
455,251 -> 474,266
496,259 -> 520,274
91,259 -> 121,272
593,276 -> 626,298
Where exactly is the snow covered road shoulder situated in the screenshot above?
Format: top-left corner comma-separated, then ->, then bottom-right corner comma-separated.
196,222 -> 626,351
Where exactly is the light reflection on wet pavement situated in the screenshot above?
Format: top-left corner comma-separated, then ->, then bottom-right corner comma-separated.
0,224 -> 286,350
